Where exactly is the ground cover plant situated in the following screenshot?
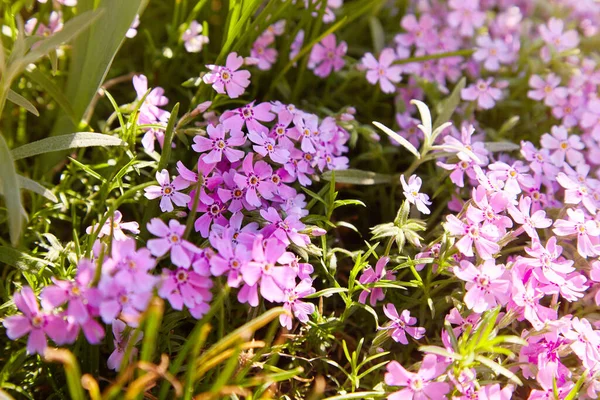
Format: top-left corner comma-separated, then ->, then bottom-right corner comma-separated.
2,0 -> 600,398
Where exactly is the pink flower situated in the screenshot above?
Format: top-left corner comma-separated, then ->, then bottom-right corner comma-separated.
289,29 -> 304,61
107,320 -> 142,371
527,74 -> 568,107
248,131 -> 290,164
541,125 -> 585,167
508,196 -> 552,239
221,101 -> 275,134
539,18 -> 579,61
251,34 -> 278,71
473,35 -> 514,71
461,78 -> 503,109
240,236 -> 297,304
487,160 -> 533,197
528,363 -> 574,399
182,21 -> 209,53
158,268 -> 213,319
280,279 -> 315,329
203,52 -> 251,99
208,230 -> 252,288
447,0 -> 486,37
260,207 -> 309,247
400,175 -> 432,214
556,172 -> 597,214
381,304 -> 425,344
519,236 -> 575,285
192,123 -> 246,163
581,98 -> 600,140
85,210 -> 140,241
147,218 -> 202,268
453,260 -> 510,313
361,48 -> 403,93
175,158 -> 220,206
233,153 -> 277,208
308,34 -> 347,78
511,274 -> 557,330
3,286 -> 67,355
396,14 -> 437,49
358,257 -> 395,306
144,169 -> 191,212
384,354 -> 450,400
445,215 -> 500,260
553,209 -> 600,258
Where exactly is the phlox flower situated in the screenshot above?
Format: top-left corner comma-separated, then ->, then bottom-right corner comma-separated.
581,98 -> 600,140
508,196 -> 552,239
25,11 -> 63,37
289,30 -> 304,61
440,124 -> 488,165
192,123 -> 246,163
251,34 -> 278,71
308,34 -> 347,78
195,196 -> 228,238
208,231 -> 252,287
147,218 -> 202,268
381,304 -> 425,344
520,141 -> 560,184
144,169 -> 191,212
203,52 -> 251,99
528,363 -> 574,400
107,320 -> 142,371
159,268 -> 213,319
395,112 -> 422,148
487,160 -> 533,197
240,236 -> 297,304
400,174 -> 432,214
468,186 -> 512,233
395,14 -> 437,49
182,21 -> 209,53
280,279 -> 315,330
358,257 -> 395,306
98,277 -> 154,327
552,95 -> 584,128
175,158 -> 221,206
518,237 -> 575,286
447,0 -> 486,37
85,210 -> 140,241
445,308 -> 481,338
234,153 -> 277,207
539,18 -> 580,61
211,212 -> 258,248
132,74 -> 170,153
100,238 -> 157,293
437,158 -> 476,188
384,354 -> 450,400
360,48 -> 403,93
260,207 -> 309,246
445,215 -> 500,260
3,286 -> 67,355
553,209 -> 600,258
461,78 -> 503,110
556,172 -> 597,214
527,74 -> 568,107
453,260 -> 510,313
540,125 -> 584,167
511,274 -> 557,331
221,101 -> 275,134
248,131 -> 290,164
591,261 -> 600,306
473,35 -> 514,71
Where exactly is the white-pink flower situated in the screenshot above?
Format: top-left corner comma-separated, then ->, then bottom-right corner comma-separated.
361,48 -> 403,94
400,174 -> 432,214
144,170 -> 191,212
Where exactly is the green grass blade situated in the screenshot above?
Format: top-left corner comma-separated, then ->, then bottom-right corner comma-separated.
7,90 -> 38,117
24,68 -> 78,125
17,175 -> 58,203
0,134 -> 22,245
11,132 -> 125,160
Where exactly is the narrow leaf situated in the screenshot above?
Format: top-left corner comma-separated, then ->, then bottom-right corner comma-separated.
11,132 -> 125,160
475,355 -> 522,385
322,169 -> 394,185
0,135 -> 22,245
484,141 -> 521,153
433,77 -> 466,130
18,176 -> 58,203
0,246 -> 52,272
305,287 -> 348,299
7,90 -> 39,116
25,68 -> 77,125
373,121 -> 420,159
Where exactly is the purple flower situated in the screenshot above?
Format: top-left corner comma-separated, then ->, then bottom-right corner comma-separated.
511,273 -> 557,331
175,158 -> 221,206
182,21 -> 209,53
158,268 -> 213,319
195,196 -> 228,238
240,236 -> 297,304
107,320 -> 142,371
540,125 -> 584,167
358,257 -> 395,306
385,355 -> 450,400
98,277 -> 154,327
553,209 -> 600,258
396,14 -> 437,49
361,48 -> 403,93
445,215 -> 500,260
519,237 -> 575,286
86,210 -> 140,241
289,30 -> 304,61
556,172 -> 597,214
280,279 -> 315,329
260,207 -> 309,246
147,218 -> 202,268
473,35 -> 513,71
192,123 -> 246,163
528,74 -> 568,107
453,260 -> 510,313
508,196 -> 552,239
251,34 -> 278,71
461,78 -> 503,109
233,153 -> 277,207
400,175 -> 432,214
203,52 -> 251,99
100,238 -> 157,291
539,18 -> 579,62
144,169 -> 191,212
248,131 -> 290,164
308,34 -> 347,78
381,304 -> 425,344
208,231 -> 252,287
221,101 -> 275,134
447,0 -> 486,37
3,286 -> 66,355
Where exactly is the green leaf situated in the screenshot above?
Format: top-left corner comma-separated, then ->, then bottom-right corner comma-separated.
11,132 -> 125,160
0,135 -> 22,245
475,355 -> 522,385
7,90 -> 38,116
433,77 -> 466,130
0,246 -> 52,272
369,16 -> 385,54
305,287 -> 348,299
52,0 -> 145,136
419,345 -> 462,360
25,68 -> 77,125
323,392 -> 385,400
484,141 -> 521,153
18,176 -> 58,203
373,121 -> 420,159
322,169 -> 394,185
8,10 -> 103,80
